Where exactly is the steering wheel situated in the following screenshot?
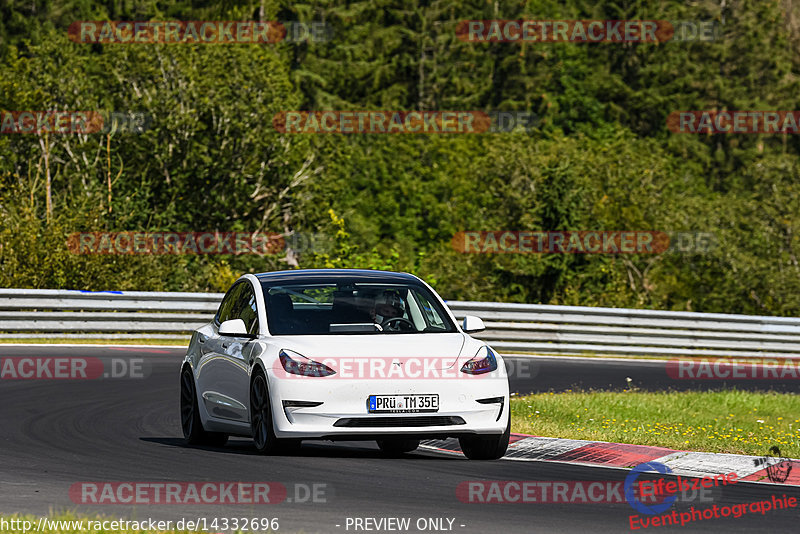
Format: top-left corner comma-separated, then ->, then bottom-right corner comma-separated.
380,317 -> 416,332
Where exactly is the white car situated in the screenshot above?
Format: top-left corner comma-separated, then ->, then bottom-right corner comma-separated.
180,269 -> 510,459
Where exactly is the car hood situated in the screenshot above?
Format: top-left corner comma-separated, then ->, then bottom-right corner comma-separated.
267,332 -> 476,370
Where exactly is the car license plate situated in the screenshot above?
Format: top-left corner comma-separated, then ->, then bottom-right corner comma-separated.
368,394 -> 439,413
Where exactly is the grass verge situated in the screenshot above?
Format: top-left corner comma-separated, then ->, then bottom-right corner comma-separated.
510,389 -> 799,457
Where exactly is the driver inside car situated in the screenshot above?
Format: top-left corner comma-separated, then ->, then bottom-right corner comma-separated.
371,290 -> 413,331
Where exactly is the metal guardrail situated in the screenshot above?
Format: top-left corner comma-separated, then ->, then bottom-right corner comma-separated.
0,289 -> 222,340
450,301 -> 800,359
1,288 -> 800,359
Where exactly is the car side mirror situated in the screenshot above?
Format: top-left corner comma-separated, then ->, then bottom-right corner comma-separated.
219,319 -> 255,338
462,315 -> 485,334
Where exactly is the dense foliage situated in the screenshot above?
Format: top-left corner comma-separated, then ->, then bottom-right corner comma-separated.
1,0 -> 799,315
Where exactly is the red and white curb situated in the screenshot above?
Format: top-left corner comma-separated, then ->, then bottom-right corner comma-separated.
421,434 -> 800,487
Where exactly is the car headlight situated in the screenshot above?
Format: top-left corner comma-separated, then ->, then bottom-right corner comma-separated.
279,349 -> 336,377
460,346 -> 498,375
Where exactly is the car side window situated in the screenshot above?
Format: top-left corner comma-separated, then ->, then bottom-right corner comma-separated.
237,283 -> 260,335
414,290 -> 446,329
216,282 -> 244,325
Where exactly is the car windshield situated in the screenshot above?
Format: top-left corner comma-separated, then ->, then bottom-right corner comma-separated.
261,281 -> 457,335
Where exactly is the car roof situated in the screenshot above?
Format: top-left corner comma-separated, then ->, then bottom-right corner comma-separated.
254,269 -> 422,286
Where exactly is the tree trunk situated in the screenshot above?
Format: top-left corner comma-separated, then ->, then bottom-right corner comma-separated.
38,134 -> 52,222
107,134 -> 113,213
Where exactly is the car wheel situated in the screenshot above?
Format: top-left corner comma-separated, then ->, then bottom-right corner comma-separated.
459,414 -> 510,460
250,371 -> 299,454
376,439 -> 420,456
180,367 -> 228,447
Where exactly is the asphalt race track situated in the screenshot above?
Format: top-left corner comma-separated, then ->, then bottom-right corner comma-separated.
503,354 -> 800,394
1,345 -> 798,533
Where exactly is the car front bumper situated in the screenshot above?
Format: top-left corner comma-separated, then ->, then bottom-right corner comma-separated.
268,374 -> 509,439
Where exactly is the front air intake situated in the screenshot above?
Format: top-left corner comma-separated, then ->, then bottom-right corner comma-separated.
333,416 -> 466,428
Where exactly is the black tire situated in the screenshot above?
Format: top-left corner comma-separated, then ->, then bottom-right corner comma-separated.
459,414 -> 510,460
250,371 -> 299,454
180,367 -> 228,447
376,438 -> 420,456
